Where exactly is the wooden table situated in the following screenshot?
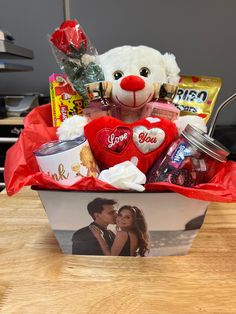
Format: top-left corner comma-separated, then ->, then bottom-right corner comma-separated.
0,187 -> 236,313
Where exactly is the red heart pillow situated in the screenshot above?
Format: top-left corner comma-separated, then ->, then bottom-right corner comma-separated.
84,116 -> 178,174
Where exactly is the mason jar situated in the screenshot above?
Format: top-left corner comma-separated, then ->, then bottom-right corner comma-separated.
147,124 -> 229,187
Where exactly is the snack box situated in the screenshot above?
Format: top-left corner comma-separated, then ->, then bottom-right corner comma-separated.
36,189 -> 208,257
49,73 -> 85,127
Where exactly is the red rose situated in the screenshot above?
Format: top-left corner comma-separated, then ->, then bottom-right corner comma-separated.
50,19 -> 87,55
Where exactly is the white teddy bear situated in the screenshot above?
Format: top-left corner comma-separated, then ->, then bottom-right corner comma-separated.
98,45 -> 180,123
58,45 -> 206,141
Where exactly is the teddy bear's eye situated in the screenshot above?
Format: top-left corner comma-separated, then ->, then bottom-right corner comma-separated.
139,67 -> 151,77
113,71 -> 124,80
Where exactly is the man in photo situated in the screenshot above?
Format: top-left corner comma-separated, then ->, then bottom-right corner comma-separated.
72,198 -> 117,255
90,205 -> 149,256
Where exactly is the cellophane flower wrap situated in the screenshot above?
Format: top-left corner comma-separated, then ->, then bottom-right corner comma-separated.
4,104 -> 236,202
49,20 -> 105,103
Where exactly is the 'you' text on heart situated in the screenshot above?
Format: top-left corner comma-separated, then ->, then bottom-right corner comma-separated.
138,132 -> 157,144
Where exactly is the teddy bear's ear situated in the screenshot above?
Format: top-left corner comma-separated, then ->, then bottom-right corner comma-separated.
163,53 -> 180,85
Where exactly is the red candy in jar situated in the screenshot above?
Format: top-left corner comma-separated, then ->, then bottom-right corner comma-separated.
147,124 -> 229,187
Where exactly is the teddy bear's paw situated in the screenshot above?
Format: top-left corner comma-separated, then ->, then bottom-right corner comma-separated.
57,115 -> 88,141
175,115 -> 207,135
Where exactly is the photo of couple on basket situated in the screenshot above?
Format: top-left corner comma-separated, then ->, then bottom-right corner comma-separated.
72,198 -> 149,257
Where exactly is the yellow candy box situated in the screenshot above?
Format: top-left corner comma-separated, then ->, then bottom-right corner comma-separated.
49,73 -> 84,127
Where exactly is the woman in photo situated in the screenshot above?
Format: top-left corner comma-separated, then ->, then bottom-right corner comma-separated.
89,205 -> 149,257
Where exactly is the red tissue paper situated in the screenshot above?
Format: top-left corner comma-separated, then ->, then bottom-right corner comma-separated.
4,104 -> 236,202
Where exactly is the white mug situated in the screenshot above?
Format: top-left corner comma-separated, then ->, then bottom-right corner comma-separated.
34,137 -> 99,186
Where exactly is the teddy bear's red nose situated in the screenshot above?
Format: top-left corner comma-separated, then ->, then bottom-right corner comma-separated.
120,75 -> 145,91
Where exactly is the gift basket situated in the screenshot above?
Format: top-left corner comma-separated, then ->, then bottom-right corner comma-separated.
4,20 -> 236,257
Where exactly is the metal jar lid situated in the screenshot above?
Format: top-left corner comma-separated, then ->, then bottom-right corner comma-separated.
34,136 -> 86,156
85,81 -> 112,100
182,124 -> 229,162
158,83 -> 178,102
